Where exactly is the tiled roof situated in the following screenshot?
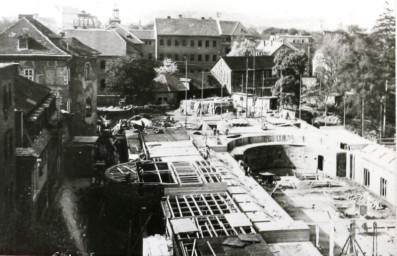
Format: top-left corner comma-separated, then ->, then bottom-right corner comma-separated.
107,23 -> 144,45
15,75 -> 51,115
0,17 -> 69,56
155,18 -> 219,36
221,56 -> 275,71
57,37 -> 100,56
257,41 -> 299,55
63,29 -> 127,56
130,29 -> 155,40
219,21 -> 238,35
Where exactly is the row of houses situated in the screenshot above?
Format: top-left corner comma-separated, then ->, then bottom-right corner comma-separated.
0,64 -> 63,252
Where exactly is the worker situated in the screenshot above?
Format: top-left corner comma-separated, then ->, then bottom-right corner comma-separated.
136,160 -> 143,182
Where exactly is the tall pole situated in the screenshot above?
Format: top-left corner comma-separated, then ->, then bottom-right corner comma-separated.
221,83 -> 224,119
361,97 -> 364,137
185,57 -> 187,128
261,71 -> 264,119
343,95 -> 346,128
245,57 -> 249,117
383,80 -> 387,137
380,105 -> 383,140
299,74 -> 302,119
201,71 -> 204,118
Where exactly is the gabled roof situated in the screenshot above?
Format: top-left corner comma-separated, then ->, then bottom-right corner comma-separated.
360,144 -> 396,173
57,37 -> 100,56
14,75 -> 52,115
155,18 -> 219,36
219,21 -> 250,36
220,56 -> 275,71
0,17 -> 70,56
257,40 -> 299,56
63,29 -> 127,56
130,29 -> 155,40
107,23 -> 144,45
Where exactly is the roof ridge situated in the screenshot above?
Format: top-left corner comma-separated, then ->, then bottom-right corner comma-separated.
21,17 -> 70,56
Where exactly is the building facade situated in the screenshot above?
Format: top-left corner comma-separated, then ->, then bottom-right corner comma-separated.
0,15 -> 99,136
147,16 -> 252,74
0,64 -> 17,253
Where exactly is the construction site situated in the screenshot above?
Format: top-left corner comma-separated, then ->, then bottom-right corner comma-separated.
93,99 -> 396,256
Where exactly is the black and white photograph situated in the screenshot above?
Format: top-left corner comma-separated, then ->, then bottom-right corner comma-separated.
0,0 -> 396,255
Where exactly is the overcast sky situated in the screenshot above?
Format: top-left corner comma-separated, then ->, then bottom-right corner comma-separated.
1,0 -> 395,31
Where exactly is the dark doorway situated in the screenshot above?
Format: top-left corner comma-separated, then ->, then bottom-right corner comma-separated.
336,153 -> 347,177
317,155 -> 324,171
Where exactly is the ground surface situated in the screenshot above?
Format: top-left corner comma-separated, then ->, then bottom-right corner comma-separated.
273,177 -> 396,256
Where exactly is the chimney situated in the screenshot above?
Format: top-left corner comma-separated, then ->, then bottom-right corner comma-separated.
201,17 -> 205,20
178,14 -> 182,19
139,20 -> 143,30
216,12 -> 221,19
167,16 -> 171,19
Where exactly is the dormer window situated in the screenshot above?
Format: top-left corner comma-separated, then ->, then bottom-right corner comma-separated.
18,38 -> 29,50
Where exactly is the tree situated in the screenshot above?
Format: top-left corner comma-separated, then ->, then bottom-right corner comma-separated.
106,55 -> 157,99
273,49 -> 308,107
154,58 -> 178,75
0,17 -> 15,32
227,39 -> 258,56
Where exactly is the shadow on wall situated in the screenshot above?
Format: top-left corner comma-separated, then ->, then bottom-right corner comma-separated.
243,145 -> 313,174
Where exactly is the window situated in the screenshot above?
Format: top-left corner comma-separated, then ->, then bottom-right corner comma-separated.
100,79 -> 106,89
85,97 -> 92,117
190,40 -> 195,47
213,40 -> 217,47
205,40 -> 210,47
198,69 -> 202,73
167,53 -> 171,59
84,62 -> 91,80
174,54 -> 179,61
182,39 -> 186,46
167,39 -> 171,46
363,168 -> 370,187
145,40 -> 152,45
205,55 -> 209,61
18,38 -> 28,50
159,54 -> 164,60
190,54 -> 195,61
3,83 -> 11,120
380,178 -> 387,197
22,69 -> 34,81
190,69 -> 194,73
160,39 -> 164,46
175,39 -> 179,46
4,129 -> 13,159
198,40 -> 202,47
198,55 -> 202,61
100,60 -> 106,70
213,55 -> 217,61
148,53 -> 153,60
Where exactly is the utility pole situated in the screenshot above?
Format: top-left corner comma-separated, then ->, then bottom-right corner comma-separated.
299,74 -> 302,119
245,56 -> 249,117
185,57 -> 188,128
383,80 -> 387,137
201,71 -> 204,118
343,95 -> 346,128
361,97 -> 365,137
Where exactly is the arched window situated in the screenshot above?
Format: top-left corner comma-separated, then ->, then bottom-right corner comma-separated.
85,97 -> 92,117
84,62 -> 91,80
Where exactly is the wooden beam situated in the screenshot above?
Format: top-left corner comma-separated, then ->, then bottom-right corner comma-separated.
175,196 -> 183,217
215,216 -> 229,236
190,195 -> 203,216
207,217 -> 218,237
201,194 -> 214,215
211,194 -> 223,214
184,196 -> 195,216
